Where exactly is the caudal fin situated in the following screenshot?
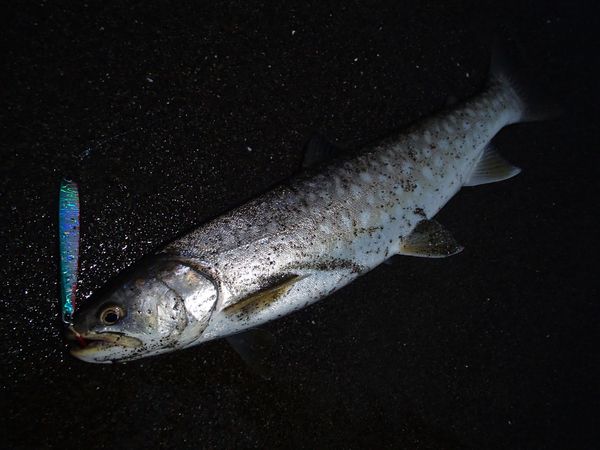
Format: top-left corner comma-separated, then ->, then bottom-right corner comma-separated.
490,41 -> 560,123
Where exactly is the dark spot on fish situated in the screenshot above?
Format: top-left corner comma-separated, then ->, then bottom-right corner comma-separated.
414,207 -> 426,218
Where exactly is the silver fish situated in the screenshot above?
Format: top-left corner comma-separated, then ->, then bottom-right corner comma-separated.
70,52 -> 550,363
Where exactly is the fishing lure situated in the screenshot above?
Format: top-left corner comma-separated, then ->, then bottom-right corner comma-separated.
58,179 -> 80,325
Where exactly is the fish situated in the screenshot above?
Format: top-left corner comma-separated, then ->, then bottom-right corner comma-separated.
58,179 -> 80,324
69,48 -> 554,363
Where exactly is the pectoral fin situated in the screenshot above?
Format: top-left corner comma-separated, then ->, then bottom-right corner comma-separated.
226,329 -> 276,380
224,274 -> 304,315
399,220 -> 463,258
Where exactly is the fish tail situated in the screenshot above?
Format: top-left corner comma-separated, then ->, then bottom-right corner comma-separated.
489,40 -> 561,123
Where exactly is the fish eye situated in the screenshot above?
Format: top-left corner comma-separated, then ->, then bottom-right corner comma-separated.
100,306 -> 124,325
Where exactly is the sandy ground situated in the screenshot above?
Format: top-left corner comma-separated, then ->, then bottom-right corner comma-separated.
2,1 -> 597,449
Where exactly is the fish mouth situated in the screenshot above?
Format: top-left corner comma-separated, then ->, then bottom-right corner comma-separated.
67,329 -> 143,359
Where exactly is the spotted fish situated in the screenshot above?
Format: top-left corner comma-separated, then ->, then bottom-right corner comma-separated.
69,50 -> 552,363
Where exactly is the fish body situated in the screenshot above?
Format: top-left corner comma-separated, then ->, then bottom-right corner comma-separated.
166,77 -> 523,343
71,55 -> 544,363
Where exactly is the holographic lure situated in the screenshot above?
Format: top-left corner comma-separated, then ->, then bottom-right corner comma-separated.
58,179 -> 80,324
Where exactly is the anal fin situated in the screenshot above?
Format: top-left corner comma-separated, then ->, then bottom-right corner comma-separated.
399,220 -> 463,258
464,143 -> 521,187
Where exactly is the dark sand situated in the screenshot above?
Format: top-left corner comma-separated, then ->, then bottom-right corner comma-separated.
2,1 -> 597,449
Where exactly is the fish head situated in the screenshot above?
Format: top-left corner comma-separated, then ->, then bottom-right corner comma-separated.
69,256 -> 218,363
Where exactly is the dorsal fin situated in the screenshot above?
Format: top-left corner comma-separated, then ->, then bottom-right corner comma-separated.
464,144 -> 521,187
302,134 -> 341,168
224,274 -> 304,315
399,220 -> 464,258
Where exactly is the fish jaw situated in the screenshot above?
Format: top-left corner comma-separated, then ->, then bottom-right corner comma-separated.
68,331 -> 143,364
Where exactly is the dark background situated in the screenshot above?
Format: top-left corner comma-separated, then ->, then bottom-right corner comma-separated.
1,1 -> 598,449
